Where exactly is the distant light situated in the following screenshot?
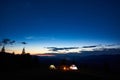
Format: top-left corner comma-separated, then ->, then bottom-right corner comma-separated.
49,64 -> 56,70
69,64 -> 78,70
63,66 -> 69,71
63,67 -> 66,70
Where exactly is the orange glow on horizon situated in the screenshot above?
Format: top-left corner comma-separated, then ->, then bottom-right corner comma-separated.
35,54 -> 56,56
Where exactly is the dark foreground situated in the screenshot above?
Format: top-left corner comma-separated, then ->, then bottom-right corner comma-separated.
0,68 -> 120,80
0,52 -> 120,80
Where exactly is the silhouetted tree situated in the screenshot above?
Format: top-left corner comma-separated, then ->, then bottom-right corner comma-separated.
21,42 -> 27,54
0,38 -> 15,53
1,46 -> 5,53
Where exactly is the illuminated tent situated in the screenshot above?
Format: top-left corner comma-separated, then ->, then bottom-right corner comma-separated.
49,64 -> 56,70
69,64 -> 78,70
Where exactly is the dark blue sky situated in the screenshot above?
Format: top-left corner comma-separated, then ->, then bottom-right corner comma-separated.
0,0 -> 120,54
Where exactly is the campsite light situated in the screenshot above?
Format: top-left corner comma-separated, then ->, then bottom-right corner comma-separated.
63,66 -> 69,71
49,64 -> 56,70
63,66 -> 67,70
69,64 -> 78,70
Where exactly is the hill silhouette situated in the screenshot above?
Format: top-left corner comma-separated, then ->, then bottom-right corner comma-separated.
0,52 -> 120,80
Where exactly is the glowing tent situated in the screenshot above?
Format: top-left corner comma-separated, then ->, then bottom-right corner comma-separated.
69,64 -> 78,70
49,64 -> 56,70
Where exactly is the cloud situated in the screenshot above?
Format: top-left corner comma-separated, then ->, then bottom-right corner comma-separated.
105,43 -> 120,47
0,39 -> 16,45
25,36 -> 34,40
45,44 -> 120,53
48,48 -> 120,56
39,48 -> 120,57
21,42 -> 27,44
10,40 -> 15,45
82,45 -> 101,48
80,48 -> 120,55
46,47 -> 79,51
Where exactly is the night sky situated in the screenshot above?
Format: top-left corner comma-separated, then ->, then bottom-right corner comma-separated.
0,0 -> 120,54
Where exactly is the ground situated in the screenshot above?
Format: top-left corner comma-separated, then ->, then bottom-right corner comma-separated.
0,67 -> 120,80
